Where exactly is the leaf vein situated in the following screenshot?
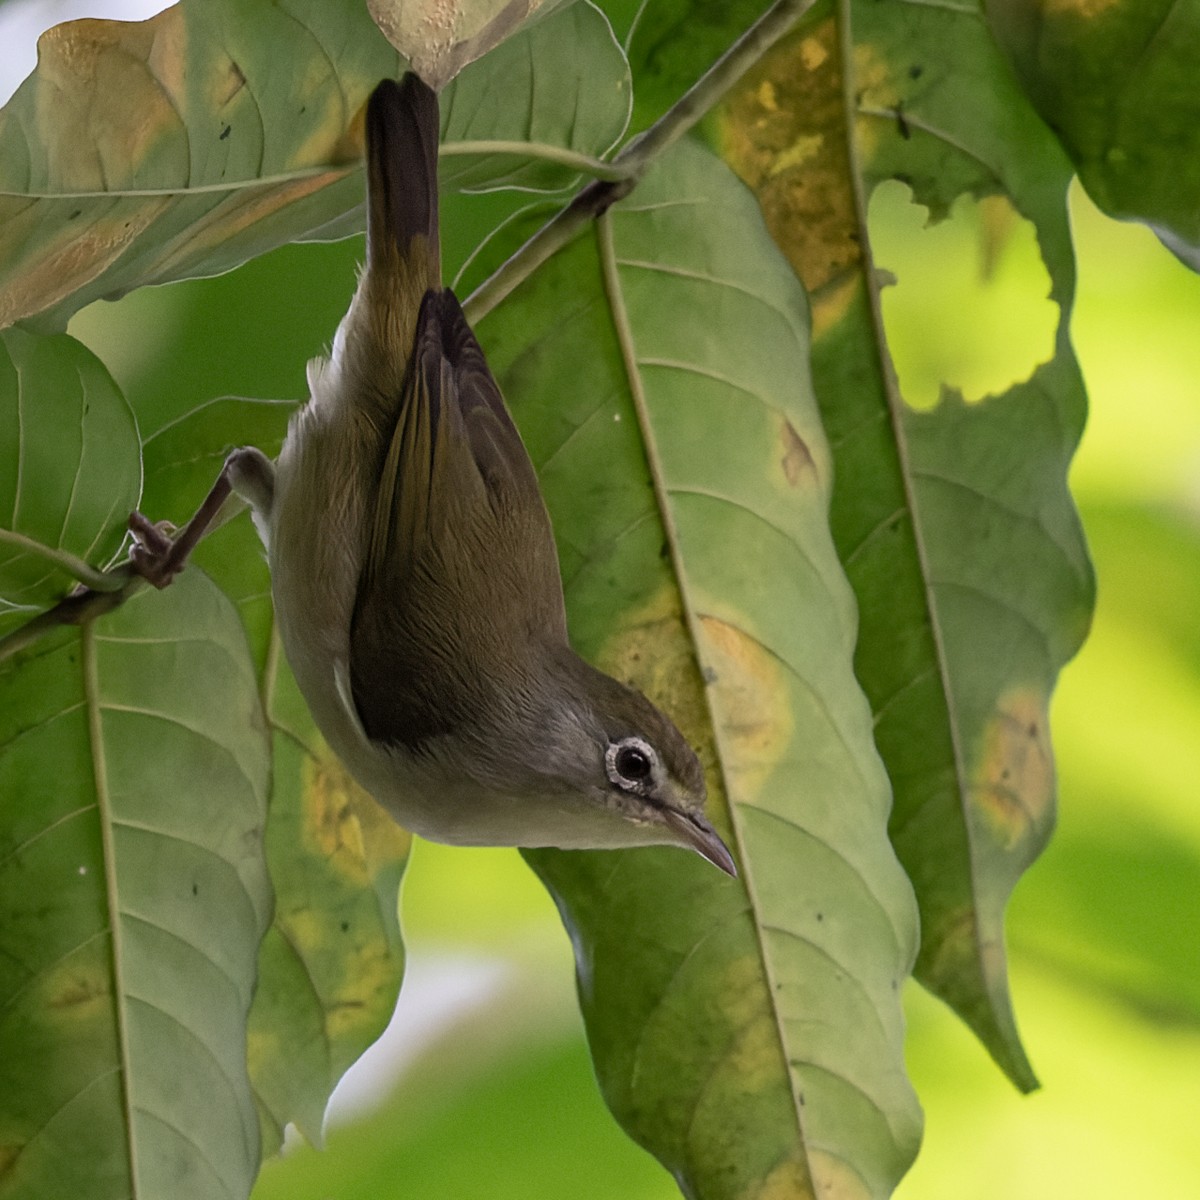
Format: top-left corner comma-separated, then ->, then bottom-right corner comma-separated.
913,467 -> 1082,567
133,1101 -> 241,1200
0,801 -> 97,869
841,506 -> 908,567
759,923 -> 890,1044
931,577 -> 1055,661
736,806 -> 905,961
0,698 -> 88,750
112,814 -> 262,927
637,355 -> 792,424
97,701 -> 258,776
122,910 -> 247,1006
617,257 -> 806,341
0,928 -> 108,1019
628,908 -> 752,1096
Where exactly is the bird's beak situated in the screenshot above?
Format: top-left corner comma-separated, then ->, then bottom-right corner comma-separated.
663,807 -> 738,877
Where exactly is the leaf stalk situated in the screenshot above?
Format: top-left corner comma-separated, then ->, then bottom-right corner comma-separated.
464,0 -> 816,323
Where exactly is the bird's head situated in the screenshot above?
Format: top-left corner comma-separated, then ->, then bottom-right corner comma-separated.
513,650 -> 737,876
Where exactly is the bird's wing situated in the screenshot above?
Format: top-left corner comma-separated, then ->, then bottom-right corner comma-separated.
348,288 -> 567,748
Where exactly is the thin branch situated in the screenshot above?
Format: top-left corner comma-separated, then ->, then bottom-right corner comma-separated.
464,178 -> 632,322
0,571 -> 141,664
0,528 -> 128,592
615,0 -> 817,175
464,0 -> 815,323
441,141 -> 627,180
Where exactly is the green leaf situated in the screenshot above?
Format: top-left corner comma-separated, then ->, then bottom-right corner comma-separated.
479,137 -> 921,1198
985,0 -> 1200,269
131,391 -> 411,1152
250,655 -> 411,1151
0,329 -> 140,614
0,0 -> 629,333
441,0 -> 630,192
597,0 -> 775,133
716,4 -> 1095,1087
0,569 -> 271,1199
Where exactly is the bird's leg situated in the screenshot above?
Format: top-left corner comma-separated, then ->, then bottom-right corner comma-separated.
129,447 -> 275,588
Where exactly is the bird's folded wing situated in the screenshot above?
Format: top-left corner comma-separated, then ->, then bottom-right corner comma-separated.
349,289 -> 565,747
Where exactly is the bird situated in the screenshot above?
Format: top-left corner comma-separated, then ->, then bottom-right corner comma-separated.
129,73 -> 736,877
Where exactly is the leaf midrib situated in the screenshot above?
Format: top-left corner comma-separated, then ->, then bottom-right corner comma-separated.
0,138 -> 618,203
84,618 -> 139,1197
593,208 -> 814,1164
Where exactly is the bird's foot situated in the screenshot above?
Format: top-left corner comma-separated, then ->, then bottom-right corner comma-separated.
127,512 -> 185,588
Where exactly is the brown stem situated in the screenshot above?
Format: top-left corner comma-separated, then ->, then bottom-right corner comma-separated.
463,0 -> 816,324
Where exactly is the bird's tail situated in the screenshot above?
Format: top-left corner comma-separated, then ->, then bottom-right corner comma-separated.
363,73 -> 441,300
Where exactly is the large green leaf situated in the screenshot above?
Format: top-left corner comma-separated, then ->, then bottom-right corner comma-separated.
0,570 -> 271,1199
251,654 -> 411,1152
985,0 -> 1200,269
0,329 -> 139,622
480,138 -> 922,1199
0,0 -> 628,333
716,2 -> 1095,1087
133,392 -> 411,1151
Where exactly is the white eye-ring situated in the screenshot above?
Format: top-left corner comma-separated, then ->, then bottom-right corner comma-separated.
606,736 -> 658,795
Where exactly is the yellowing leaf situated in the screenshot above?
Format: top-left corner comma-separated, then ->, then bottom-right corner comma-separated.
717,7 -> 1095,1090
488,138 -> 923,1200
0,0 -> 397,332
367,0 -> 569,88
0,0 -> 625,333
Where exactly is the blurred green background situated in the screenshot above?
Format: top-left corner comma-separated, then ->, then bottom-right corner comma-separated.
50,122 -> 1198,1200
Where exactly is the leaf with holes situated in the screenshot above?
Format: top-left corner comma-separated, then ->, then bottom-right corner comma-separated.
0,570 -> 271,1199
716,4 -> 1095,1087
479,139 -> 922,1199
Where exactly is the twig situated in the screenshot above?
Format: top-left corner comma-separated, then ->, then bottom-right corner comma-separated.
0,528 -> 129,593
441,141 -> 627,181
0,565 -> 142,664
463,0 -> 815,323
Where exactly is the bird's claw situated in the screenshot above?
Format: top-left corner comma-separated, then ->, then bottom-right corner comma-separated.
128,512 -> 183,589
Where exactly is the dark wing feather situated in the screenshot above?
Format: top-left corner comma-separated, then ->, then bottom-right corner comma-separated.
349,289 -> 567,749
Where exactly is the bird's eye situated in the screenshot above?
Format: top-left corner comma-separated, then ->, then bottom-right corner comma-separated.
617,744 -> 652,780
606,736 -> 657,794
